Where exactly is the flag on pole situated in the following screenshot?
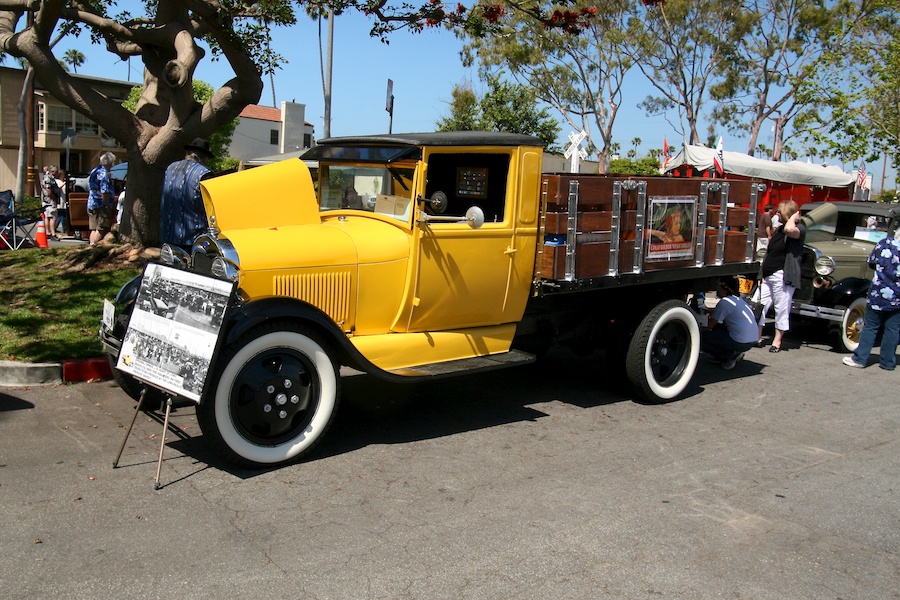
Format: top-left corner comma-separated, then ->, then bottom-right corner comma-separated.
661,136 -> 670,169
856,159 -> 867,189
713,137 -> 724,177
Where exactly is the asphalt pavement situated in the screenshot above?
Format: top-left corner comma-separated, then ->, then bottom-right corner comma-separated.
1,324 -> 897,600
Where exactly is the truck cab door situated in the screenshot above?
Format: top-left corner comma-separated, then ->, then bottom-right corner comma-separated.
402,150 -> 527,332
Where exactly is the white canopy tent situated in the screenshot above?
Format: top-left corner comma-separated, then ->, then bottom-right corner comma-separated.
664,145 -> 855,188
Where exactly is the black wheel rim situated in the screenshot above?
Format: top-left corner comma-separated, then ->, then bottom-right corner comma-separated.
230,347 -> 320,446
649,319 -> 690,387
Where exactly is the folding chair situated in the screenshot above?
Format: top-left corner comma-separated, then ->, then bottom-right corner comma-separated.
0,189 -> 41,250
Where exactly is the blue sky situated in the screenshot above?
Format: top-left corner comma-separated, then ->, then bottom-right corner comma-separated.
56,3 -> 893,188
59,4 -> 677,155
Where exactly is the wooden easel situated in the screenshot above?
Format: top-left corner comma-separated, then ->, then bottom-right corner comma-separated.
113,388 -> 176,490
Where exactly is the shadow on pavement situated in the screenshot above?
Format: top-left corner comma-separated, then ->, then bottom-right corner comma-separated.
0,391 -> 35,412
156,349 -> 633,477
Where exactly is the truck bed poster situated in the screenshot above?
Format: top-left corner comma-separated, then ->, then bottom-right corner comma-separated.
646,196 -> 697,260
116,263 -> 234,403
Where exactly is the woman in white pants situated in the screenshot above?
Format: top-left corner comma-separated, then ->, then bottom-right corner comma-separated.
756,200 -> 806,352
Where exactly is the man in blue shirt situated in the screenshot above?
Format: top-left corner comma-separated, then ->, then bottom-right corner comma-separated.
159,138 -> 213,249
88,152 -> 117,245
701,278 -> 760,370
843,232 -> 900,370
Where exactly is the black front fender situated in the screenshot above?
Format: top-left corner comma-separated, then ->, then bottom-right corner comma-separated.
224,297 -> 344,346
817,277 -> 870,307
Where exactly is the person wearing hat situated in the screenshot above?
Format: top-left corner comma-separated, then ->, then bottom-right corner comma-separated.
700,277 -> 759,370
160,137 -> 214,249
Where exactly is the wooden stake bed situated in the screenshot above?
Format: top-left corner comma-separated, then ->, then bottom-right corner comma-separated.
537,174 -> 762,282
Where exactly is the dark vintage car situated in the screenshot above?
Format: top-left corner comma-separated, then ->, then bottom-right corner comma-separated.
792,201 -> 900,352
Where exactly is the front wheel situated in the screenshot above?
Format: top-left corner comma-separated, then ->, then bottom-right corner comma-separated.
625,300 -> 700,404
836,297 -> 867,353
197,324 -> 339,469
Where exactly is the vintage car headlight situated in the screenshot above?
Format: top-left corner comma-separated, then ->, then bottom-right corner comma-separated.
160,244 -> 190,269
815,255 -> 835,276
211,256 -> 239,281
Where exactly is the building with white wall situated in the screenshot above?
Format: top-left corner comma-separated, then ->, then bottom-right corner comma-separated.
229,101 -> 314,161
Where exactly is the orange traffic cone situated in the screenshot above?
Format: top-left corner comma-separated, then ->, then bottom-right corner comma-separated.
35,217 -> 49,248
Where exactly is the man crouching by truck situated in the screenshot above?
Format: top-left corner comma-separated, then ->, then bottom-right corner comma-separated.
701,277 -> 759,370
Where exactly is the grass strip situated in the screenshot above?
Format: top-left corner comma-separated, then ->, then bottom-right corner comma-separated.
0,247 -> 141,363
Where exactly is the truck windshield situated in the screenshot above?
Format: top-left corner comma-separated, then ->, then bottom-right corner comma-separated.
318,164 -> 415,220
804,209 -> 890,243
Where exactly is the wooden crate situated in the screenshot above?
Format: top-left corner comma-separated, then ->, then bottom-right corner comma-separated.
68,192 -> 90,229
542,242 -> 610,279
704,229 -> 748,264
543,175 -> 643,210
707,205 -> 750,228
724,230 -> 748,262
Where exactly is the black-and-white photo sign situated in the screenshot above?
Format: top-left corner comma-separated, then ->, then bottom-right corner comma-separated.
116,263 -> 234,402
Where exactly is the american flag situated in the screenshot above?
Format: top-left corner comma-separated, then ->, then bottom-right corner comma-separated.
713,137 -> 724,177
856,160 -> 867,189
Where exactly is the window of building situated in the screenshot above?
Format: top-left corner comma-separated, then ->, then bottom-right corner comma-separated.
37,102 -> 101,136
74,112 -> 99,136
46,105 -> 72,132
270,129 -> 279,145
303,134 -> 312,149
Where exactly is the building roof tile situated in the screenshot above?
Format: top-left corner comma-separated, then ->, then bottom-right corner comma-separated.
239,105 -> 282,122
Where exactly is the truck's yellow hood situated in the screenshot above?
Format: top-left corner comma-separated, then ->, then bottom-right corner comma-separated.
200,159 -> 320,230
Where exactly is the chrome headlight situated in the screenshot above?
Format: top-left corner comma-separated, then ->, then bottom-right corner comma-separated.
160,244 -> 190,269
211,256 -> 239,281
815,255 -> 835,276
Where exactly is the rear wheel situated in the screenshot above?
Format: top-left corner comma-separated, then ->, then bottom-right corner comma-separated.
837,297 -> 867,353
625,300 -> 700,403
197,323 -> 339,469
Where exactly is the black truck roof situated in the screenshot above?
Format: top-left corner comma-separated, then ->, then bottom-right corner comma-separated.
315,131 -> 544,148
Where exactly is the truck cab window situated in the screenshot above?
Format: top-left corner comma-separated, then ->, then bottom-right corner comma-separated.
424,153 -> 510,222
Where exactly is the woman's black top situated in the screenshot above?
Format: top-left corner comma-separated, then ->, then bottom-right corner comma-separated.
760,222 -> 806,287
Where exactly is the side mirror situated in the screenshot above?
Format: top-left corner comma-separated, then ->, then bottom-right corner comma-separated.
417,205 -> 485,229
465,206 -> 485,229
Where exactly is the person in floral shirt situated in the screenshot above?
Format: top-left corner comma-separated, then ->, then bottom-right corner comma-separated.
87,151 -> 116,245
843,231 -> 900,370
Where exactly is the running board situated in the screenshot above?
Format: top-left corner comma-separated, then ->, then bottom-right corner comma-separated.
387,350 -> 536,378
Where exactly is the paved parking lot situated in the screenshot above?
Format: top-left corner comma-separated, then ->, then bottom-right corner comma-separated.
1,325 -> 897,599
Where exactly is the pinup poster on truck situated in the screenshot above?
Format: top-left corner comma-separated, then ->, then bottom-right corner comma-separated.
115,263 -> 234,402
646,196 -> 697,261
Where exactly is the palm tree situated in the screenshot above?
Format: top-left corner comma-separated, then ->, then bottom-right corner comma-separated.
610,142 -> 621,159
63,49 -> 85,73
631,137 -> 642,157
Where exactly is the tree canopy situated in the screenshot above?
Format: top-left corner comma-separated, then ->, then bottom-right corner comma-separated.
461,0 -> 632,172
437,73 -> 561,150
793,0 -> 900,170
0,0 -> 594,246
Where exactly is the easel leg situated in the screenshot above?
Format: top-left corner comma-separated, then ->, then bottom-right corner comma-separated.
113,387 -> 147,468
153,396 -> 173,491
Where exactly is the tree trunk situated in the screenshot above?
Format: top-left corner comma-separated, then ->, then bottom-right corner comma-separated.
119,148 -> 167,247
15,67 -> 36,204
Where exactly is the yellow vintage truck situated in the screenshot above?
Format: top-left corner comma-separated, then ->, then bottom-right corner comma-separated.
102,132 -> 762,468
